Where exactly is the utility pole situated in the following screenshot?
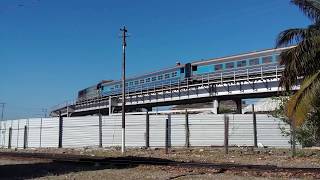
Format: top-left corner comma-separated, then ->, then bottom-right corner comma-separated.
120,26 -> 128,154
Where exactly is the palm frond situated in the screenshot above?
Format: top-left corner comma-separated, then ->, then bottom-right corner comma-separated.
291,0 -> 320,23
279,35 -> 320,89
287,70 -> 320,126
276,24 -> 320,47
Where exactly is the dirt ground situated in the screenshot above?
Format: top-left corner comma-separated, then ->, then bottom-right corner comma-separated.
5,146 -> 320,167
0,157 -> 274,180
0,147 -> 319,179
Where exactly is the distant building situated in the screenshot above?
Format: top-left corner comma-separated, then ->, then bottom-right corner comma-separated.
242,98 -> 280,114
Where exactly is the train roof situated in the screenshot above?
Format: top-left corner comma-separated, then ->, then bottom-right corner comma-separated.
98,80 -> 113,84
191,46 -> 295,66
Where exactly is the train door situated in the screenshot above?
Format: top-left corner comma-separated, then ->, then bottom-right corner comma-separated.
185,63 -> 192,78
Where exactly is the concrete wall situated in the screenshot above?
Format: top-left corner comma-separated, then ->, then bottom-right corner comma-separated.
0,114 -> 291,148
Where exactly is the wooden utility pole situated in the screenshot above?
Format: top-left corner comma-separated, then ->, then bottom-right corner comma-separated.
120,26 -> 128,154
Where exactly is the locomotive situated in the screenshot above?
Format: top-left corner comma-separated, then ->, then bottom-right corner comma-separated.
77,47 -> 292,102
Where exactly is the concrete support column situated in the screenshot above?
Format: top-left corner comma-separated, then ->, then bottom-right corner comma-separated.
212,98 -> 219,114
235,99 -> 242,114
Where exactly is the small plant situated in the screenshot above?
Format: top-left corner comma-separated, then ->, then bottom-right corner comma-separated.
271,96 -> 320,147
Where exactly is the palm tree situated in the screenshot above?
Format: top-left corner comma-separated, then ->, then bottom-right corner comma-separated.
276,0 -> 320,126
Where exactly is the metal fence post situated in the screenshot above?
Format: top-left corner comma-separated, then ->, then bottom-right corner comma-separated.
145,111 -> 150,148
291,118 -> 297,157
224,114 -> 229,154
99,114 -> 103,148
8,127 -> 12,149
17,120 -> 20,148
252,104 -> 258,148
40,118 -> 43,148
165,114 -> 171,154
23,125 -> 28,149
185,109 -> 190,148
58,111 -> 63,148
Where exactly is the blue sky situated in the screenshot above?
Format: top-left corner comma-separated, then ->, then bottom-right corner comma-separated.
0,0 -> 310,119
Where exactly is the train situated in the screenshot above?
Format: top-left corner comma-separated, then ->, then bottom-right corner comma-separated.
77,47 -> 293,102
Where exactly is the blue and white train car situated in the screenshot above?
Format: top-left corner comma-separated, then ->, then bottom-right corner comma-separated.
101,63 -> 187,96
189,47 -> 290,77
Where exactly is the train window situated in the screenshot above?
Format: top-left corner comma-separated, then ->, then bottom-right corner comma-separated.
172,72 -> 177,77
134,80 -> 139,85
262,56 -> 273,64
152,77 -> 157,81
158,75 -> 163,80
140,79 -> 144,84
146,78 -> 150,82
115,85 -> 119,89
249,58 -> 260,65
237,60 -> 247,67
125,83 -> 128,87
192,66 -> 198,71
129,82 -> 134,86
225,62 -> 234,69
165,74 -> 170,79
180,68 -> 184,73
214,64 -> 223,71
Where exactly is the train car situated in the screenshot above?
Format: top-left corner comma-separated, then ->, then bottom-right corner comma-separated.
76,63 -> 191,101
189,47 -> 294,80
101,63 -> 189,96
77,85 -> 99,101
77,80 -> 113,101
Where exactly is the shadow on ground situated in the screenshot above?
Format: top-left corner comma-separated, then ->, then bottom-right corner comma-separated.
0,160 -> 133,179
0,156 -> 175,180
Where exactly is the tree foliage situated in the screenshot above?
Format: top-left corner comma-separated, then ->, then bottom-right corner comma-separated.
272,96 -> 320,147
276,0 -> 320,126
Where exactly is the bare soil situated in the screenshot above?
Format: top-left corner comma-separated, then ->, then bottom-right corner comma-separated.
0,147 -> 319,179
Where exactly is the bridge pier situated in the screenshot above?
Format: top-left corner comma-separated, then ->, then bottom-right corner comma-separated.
235,99 -> 242,114
212,98 -> 219,114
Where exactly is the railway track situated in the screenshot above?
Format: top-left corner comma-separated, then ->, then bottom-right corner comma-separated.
0,151 -> 319,175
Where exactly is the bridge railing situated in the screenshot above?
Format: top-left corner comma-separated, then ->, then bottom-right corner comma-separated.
109,64 -> 284,105
52,64 -> 284,112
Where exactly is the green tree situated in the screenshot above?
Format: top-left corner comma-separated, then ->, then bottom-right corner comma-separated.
276,0 -> 320,126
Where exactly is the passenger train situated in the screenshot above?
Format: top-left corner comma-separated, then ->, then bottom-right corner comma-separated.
77,47 -> 293,102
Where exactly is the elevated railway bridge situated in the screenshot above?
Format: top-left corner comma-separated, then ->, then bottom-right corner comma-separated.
51,63 -> 299,117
